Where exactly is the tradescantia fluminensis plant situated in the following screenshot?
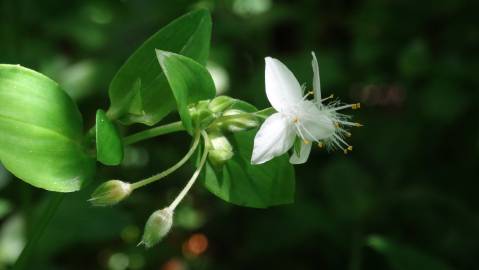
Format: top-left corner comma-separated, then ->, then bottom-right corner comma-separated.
0,9 -> 362,253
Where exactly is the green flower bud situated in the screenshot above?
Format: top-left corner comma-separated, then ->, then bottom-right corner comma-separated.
208,96 -> 235,113
220,109 -> 259,132
89,180 -> 132,207
140,207 -> 173,248
207,133 -> 234,166
189,100 -> 215,129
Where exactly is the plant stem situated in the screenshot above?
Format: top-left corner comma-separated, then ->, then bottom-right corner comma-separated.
123,121 -> 185,145
168,131 -> 209,210
130,131 -> 201,190
13,193 -> 64,270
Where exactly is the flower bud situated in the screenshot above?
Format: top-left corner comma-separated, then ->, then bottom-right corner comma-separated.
188,100 -> 215,129
207,133 -> 234,166
140,207 -> 173,248
89,180 -> 132,207
208,96 -> 235,113
220,109 -> 259,132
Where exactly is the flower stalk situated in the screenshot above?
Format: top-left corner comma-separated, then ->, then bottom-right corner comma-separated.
168,130 -> 210,210
130,130 -> 202,190
123,121 -> 185,145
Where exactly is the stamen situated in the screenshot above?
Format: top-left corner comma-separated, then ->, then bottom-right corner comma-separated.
303,139 -> 310,144
332,139 -> 346,153
318,142 -> 324,148
347,146 -> 353,151
297,121 -> 321,145
345,132 -> 352,137
333,133 -> 350,149
337,120 -> 362,127
293,117 -> 299,123
328,103 -> 361,112
320,94 -> 334,102
301,91 -> 314,101
294,123 -> 308,142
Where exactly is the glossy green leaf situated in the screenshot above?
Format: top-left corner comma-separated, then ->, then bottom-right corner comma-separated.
156,50 -> 216,134
95,109 -> 123,166
0,65 -> 95,192
368,235 -> 453,270
202,129 -> 295,208
107,9 -> 212,126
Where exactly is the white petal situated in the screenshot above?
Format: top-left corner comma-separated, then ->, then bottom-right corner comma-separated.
297,101 -> 335,141
265,57 -> 303,112
289,141 -> 312,164
251,113 -> 296,164
311,52 -> 321,101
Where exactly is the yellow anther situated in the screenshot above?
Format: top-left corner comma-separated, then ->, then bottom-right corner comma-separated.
308,91 -> 314,95
345,132 -> 352,137
354,123 -> 363,127
351,103 -> 361,110
318,142 -> 324,148
329,94 -> 334,98
335,122 -> 340,128
293,117 -> 299,123
343,149 -> 348,154
303,139 -> 310,144
347,146 -> 353,151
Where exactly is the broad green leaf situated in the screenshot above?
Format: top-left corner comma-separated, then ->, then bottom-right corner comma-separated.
156,50 -> 216,134
202,129 -> 295,208
367,235 -> 454,270
0,64 -> 95,192
107,9 -> 212,126
95,109 -> 123,166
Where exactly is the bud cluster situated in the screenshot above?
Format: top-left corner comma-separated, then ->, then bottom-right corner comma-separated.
189,95 -> 259,134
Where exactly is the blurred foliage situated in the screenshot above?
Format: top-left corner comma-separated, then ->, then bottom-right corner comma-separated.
1,0 -> 478,269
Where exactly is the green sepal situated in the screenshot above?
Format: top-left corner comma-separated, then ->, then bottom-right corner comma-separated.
95,110 -> 124,166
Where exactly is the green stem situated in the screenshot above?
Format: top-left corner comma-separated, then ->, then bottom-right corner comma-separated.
123,121 -> 185,145
13,193 -> 64,270
130,131 -> 201,190
168,131 -> 209,210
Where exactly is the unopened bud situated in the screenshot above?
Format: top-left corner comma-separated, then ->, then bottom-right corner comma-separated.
208,96 -> 235,113
221,109 -> 259,132
140,207 -> 173,248
89,180 -> 132,207
207,133 -> 234,166
189,100 -> 215,129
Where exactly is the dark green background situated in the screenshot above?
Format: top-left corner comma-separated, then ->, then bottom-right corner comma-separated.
1,0 -> 478,269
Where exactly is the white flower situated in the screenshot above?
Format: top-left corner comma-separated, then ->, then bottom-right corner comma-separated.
251,52 -> 361,165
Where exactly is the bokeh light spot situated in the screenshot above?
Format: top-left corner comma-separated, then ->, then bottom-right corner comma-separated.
183,233 -> 208,257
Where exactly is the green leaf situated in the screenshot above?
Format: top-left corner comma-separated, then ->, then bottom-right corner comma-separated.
95,109 -> 123,166
107,9 -> 212,126
156,50 -> 216,134
0,64 -> 95,192
202,129 -> 295,208
367,235 -> 454,270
